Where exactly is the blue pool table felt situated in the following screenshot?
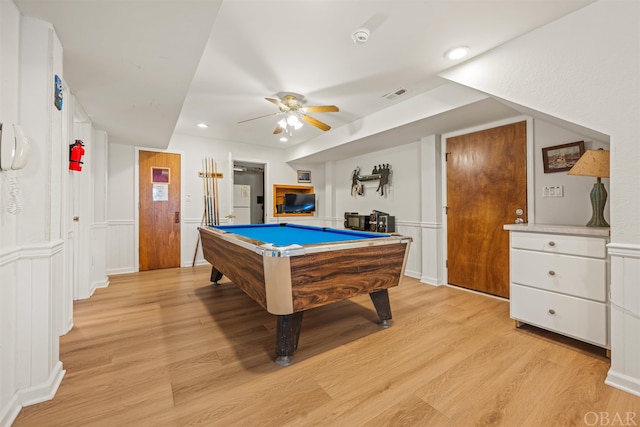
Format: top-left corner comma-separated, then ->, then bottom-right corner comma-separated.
214,223 -> 388,247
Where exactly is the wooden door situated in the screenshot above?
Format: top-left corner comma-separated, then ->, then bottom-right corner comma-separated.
446,121 -> 527,298
139,151 -> 181,271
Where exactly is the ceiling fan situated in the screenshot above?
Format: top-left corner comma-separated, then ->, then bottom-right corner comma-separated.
238,94 -> 339,135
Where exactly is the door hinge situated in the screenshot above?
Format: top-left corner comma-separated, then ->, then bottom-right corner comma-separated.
444,206 -> 448,215
445,152 -> 451,161
446,259 -> 448,268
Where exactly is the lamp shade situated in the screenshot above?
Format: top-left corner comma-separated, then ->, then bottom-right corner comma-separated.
567,149 -> 610,178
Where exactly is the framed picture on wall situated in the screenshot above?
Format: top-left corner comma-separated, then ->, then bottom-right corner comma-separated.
151,167 -> 170,184
542,141 -> 585,173
297,170 -> 311,183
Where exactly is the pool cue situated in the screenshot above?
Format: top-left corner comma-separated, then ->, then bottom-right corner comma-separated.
213,159 -> 220,225
203,158 -> 209,226
209,157 -> 216,225
208,158 -> 214,226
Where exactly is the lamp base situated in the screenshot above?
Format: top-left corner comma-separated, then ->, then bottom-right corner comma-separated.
586,180 -> 609,227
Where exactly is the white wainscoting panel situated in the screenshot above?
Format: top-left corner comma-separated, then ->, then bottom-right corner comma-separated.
90,223 -> 109,292
606,243 -> 640,397
396,221 -> 422,279
420,222 -> 444,285
184,217 -> 206,267
0,247 -> 20,427
107,220 -> 136,274
0,242 -> 66,426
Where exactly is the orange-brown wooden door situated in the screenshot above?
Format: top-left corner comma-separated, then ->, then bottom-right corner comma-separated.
139,151 -> 181,271
446,121 -> 527,298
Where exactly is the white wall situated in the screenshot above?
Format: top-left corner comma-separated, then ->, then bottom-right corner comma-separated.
0,0 -> 20,248
329,142 -> 424,278
532,119 -> 610,225
106,143 -> 136,274
440,0 -> 640,396
333,142 -> 422,222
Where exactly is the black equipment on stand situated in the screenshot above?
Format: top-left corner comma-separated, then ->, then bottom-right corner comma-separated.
369,210 -> 395,233
344,210 -> 395,232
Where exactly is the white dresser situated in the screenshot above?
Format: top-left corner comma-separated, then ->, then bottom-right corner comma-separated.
504,224 -> 610,349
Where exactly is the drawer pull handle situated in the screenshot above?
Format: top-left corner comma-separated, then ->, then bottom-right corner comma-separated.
548,309 -> 556,315
548,241 -> 556,247
548,270 -> 556,276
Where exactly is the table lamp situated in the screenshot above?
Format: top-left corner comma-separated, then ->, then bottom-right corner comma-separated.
567,148 -> 610,227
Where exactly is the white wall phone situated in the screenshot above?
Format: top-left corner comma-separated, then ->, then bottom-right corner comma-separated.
0,122 -> 31,171
1,122 -> 31,214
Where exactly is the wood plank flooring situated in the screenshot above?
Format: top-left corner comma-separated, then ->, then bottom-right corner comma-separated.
13,265 -> 640,426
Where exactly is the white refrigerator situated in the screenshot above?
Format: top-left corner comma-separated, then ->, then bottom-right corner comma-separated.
233,184 -> 251,224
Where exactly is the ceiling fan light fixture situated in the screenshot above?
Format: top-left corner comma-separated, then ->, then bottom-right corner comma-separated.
286,113 -> 300,127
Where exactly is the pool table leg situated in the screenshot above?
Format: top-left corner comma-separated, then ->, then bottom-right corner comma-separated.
275,311 -> 304,366
369,289 -> 392,328
210,266 -> 223,286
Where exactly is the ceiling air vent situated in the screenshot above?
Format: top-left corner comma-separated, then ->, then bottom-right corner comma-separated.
382,87 -> 408,100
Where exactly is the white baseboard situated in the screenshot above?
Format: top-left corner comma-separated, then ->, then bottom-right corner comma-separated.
605,369 -> 640,397
1,394 -> 21,427
107,267 -> 136,275
19,361 -> 65,407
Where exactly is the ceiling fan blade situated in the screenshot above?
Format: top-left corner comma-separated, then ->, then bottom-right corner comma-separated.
266,97 -> 289,111
273,124 -> 285,134
237,111 -> 279,124
301,105 -> 339,113
301,114 -> 331,131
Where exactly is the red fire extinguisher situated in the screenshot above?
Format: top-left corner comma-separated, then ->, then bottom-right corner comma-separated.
69,140 -> 85,171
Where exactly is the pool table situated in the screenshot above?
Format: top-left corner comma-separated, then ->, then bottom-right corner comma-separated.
198,223 -> 412,366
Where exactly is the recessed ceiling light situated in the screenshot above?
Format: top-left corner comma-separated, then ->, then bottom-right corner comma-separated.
196,123 -> 208,128
280,137 -> 288,142
445,46 -> 470,60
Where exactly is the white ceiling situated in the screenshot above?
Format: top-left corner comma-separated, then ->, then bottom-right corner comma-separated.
15,0 -> 596,156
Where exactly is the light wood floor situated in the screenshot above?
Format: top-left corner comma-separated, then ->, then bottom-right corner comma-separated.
14,265 -> 640,426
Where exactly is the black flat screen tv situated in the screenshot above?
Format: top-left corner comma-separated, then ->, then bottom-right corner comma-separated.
284,193 -> 315,213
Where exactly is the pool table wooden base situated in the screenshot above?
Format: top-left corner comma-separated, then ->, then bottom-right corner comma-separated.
211,267 -> 394,366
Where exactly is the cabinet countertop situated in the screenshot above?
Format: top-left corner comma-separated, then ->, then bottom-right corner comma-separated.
503,223 -> 610,237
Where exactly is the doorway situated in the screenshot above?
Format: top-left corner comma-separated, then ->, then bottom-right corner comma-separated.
232,161 -> 265,224
445,121 -> 527,298
138,150 -> 181,270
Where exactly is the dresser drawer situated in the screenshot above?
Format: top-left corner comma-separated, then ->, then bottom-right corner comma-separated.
510,284 -> 608,347
510,232 -> 606,258
511,249 -> 607,301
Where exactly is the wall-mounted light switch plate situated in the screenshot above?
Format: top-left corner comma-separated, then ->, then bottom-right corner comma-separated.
543,185 -> 564,198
